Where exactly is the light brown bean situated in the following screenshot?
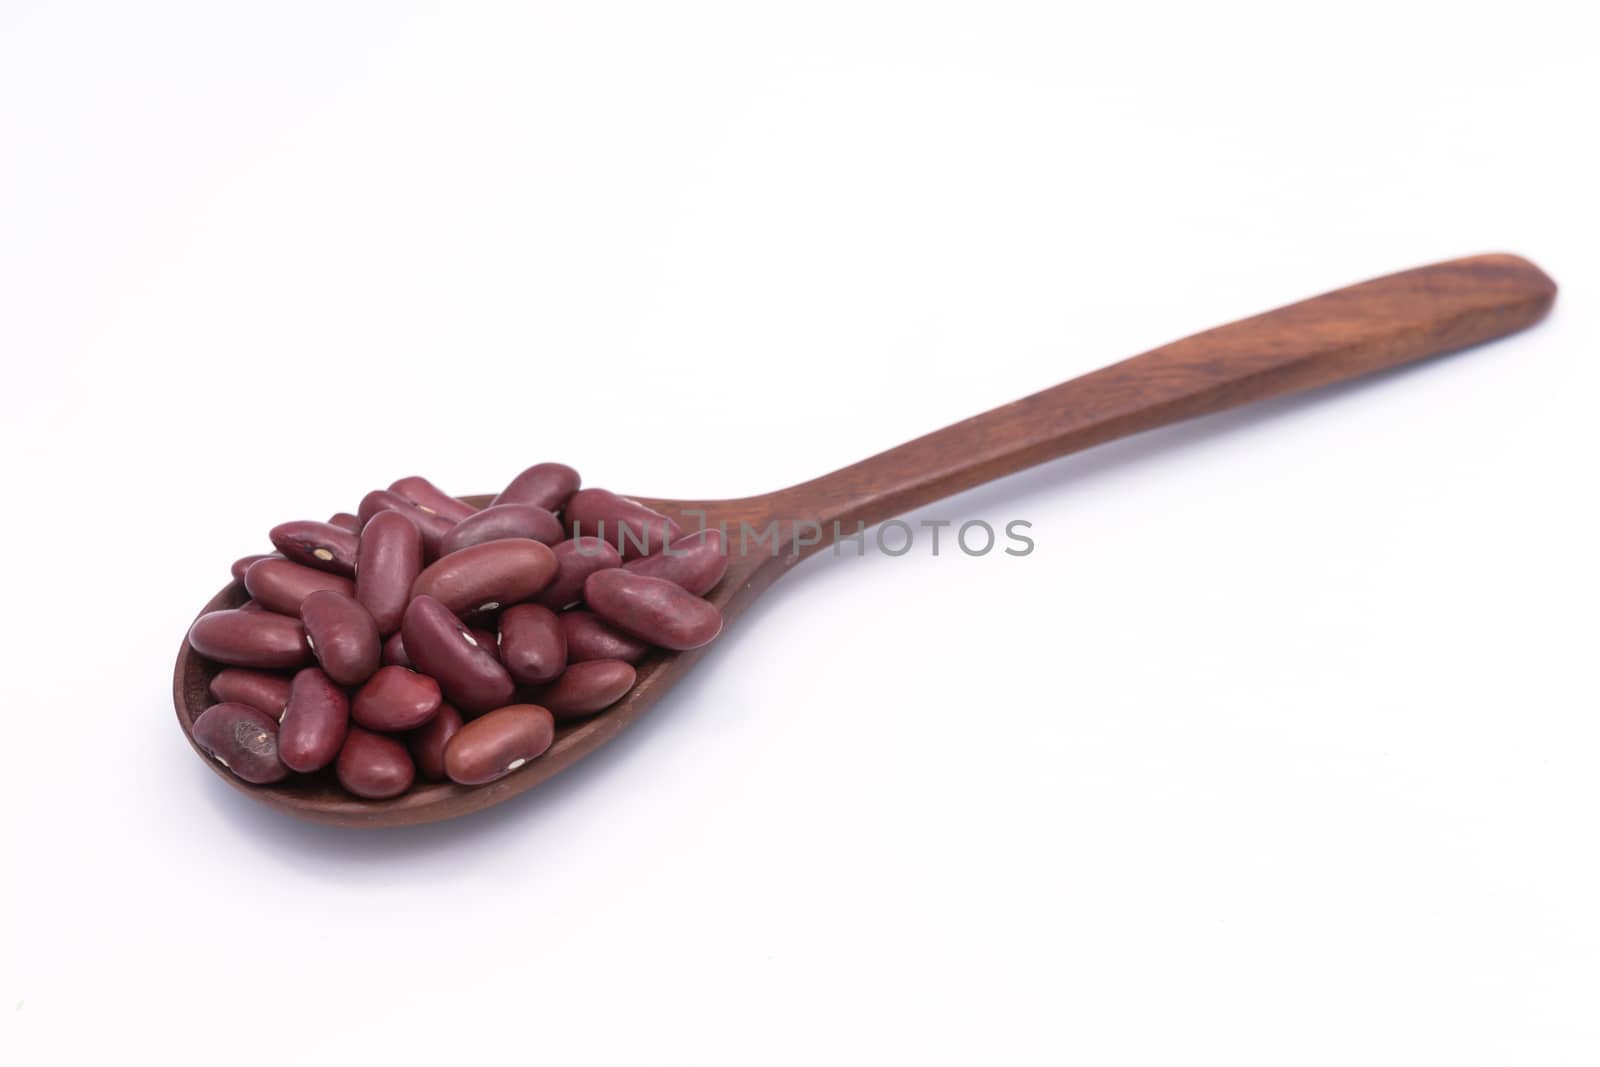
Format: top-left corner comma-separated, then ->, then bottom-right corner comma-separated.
443,704 -> 555,786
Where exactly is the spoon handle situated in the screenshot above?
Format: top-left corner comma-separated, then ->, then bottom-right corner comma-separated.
779,253 -> 1555,531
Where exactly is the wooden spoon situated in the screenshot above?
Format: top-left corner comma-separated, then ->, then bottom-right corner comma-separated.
174,253 -> 1556,827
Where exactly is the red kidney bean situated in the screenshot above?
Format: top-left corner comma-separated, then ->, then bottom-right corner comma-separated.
409,538 -> 557,616
355,510 -> 423,635
559,610 -> 651,664
408,703 -> 463,780
231,553 -> 279,584
498,603 -> 566,685
471,626 -> 501,659
535,660 -> 636,720
443,704 -> 555,786
536,537 -> 621,609
244,557 -> 355,616
584,570 -> 722,650
300,589 -> 381,686
208,668 -> 292,717
336,726 -> 415,799
192,703 -> 290,784
401,595 -> 515,714
357,488 -> 404,525
189,609 -> 310,670
197,465 -> 735,800
269,520 -> 360,576
382,630 -> 411,667
358,489 -> 458,560
493,463 -> 580,512
388,475 -> 479,523
624,527 -> 728,595
439,504 -> 564,556
278,667 -> 350,773
565,489 -> 681,560
353,665 -> 442,732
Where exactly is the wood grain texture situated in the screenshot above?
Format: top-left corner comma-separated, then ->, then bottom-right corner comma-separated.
173,253 -> 1556,826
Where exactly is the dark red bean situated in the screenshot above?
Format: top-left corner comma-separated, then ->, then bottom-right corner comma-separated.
278,667 -> 350,773
300,589 -> 381,686
408,703 -> 464,780
357,488 -> 404,525
584,570 -> 722,650
237,600 -> 266,612
188,609 -> 310,670
401,596 -> 515,715
560,610 -> 651,665
535,660 -> 636,720
443,704 -> 555,785
358,489 -> 458,560
208,668 -> 292,717
269,520 -> 360,576
409,539 -> 557,616
565,489 -> 681,560
439,504 -> 564,556
498,604 -> 566,685
336,727 -> 415,799
493,463 -> 580,512
388,475 -> 478,523
353,665 -> 442,732
231,553 -> 279,584
355,509 -> 423,635
328,512 -> 363,534
244,557 -> 355,616
383,631 -> 411,667
624,527 -> 728,595
536,537 -> 621,609
471,626 -> 501,660
192,703 -> 290,784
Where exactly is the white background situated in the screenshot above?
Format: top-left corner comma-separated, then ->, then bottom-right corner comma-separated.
3,2 -> 1597,1063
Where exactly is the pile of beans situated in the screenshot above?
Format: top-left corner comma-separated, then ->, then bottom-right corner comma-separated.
186,464 -> 725,798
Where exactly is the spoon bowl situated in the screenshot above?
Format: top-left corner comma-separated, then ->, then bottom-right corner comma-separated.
175,493 -> 791,826
174,253 -> 1557,826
